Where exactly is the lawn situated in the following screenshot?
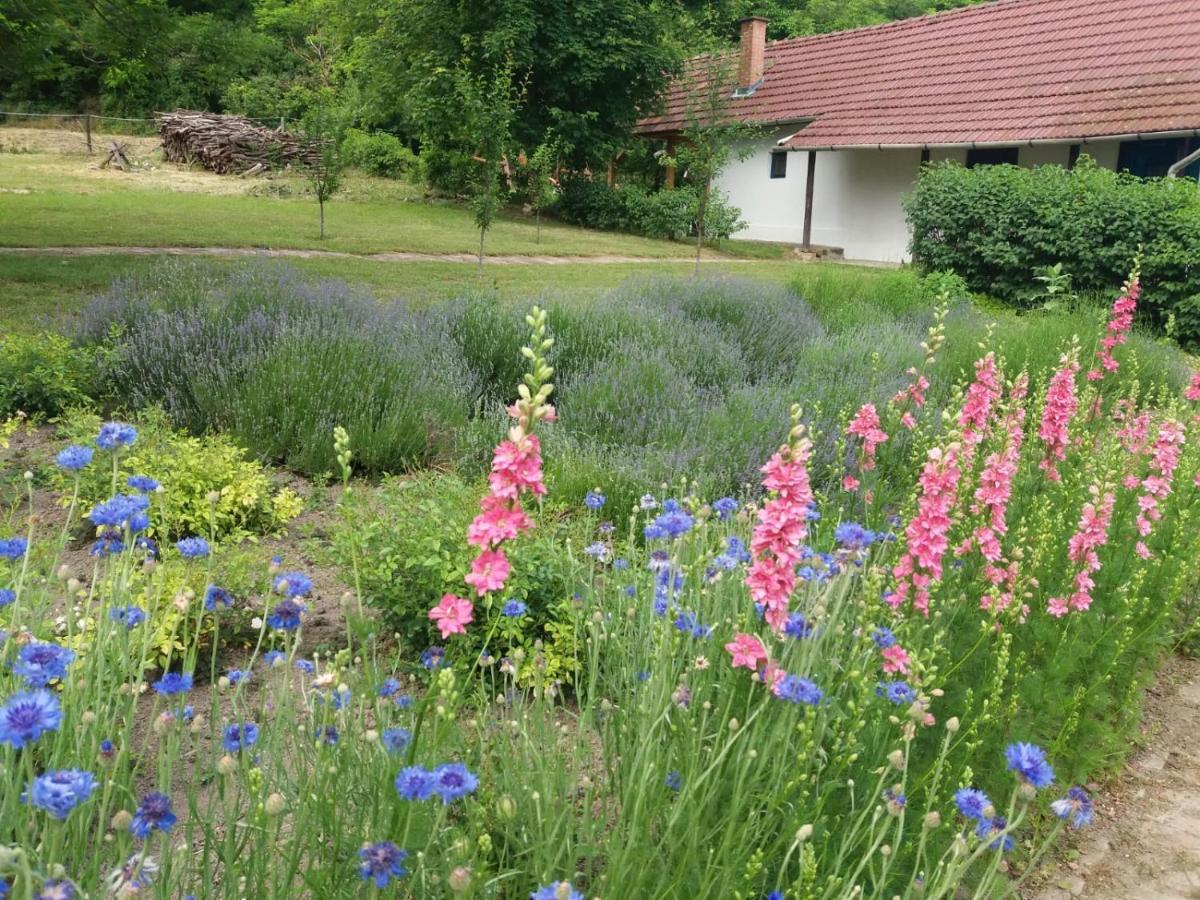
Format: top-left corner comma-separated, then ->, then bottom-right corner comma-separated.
0,130 -> 785,260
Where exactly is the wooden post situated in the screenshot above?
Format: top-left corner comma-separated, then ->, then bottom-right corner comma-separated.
802,150 -> 816,248
85,115 -> 93,154
664,138 -> 676,189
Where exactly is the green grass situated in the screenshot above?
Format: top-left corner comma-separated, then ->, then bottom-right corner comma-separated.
0,252 -> 804,334
0,147 -> 758,259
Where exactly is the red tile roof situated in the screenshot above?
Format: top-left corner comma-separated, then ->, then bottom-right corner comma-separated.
635,0 -> 1200,149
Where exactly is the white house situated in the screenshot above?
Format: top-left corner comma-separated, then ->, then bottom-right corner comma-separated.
636,0 -> 1200,263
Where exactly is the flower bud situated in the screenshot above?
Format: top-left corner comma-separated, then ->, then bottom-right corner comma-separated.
924,811 -> 941,830
796,824 -> 814,842
265,792 -> 286,816
946,716 -> 960,733
887,749 -> 905,770
111,810 -> 133,831
498,795 -> 516,820
217,755 -> 237,776
448,867 -> 472,892
81,710 -> 97,726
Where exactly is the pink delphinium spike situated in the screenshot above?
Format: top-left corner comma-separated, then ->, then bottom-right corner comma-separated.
1086,272 -> 1140,382
1047,485 -> 1116,616
1038,353 -> 1080,481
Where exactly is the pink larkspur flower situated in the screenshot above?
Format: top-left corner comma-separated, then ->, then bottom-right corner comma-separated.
1038,354 -> 1080,481
847,403 -> 888,471
464,549 -> 511,596
1087,277 -> 1139,382
881,645 -> 910,675
428,593 -> 474,638
725,633 -> 767,670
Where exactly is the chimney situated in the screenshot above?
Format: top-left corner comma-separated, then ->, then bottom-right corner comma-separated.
737,17 -> 768,90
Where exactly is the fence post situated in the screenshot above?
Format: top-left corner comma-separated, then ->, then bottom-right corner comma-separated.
85,114 -> 93,154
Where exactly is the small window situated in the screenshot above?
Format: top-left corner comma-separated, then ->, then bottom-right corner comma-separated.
769,151 -> 787,179
1117,137 -> 1198,179
966,147 -> 1019,168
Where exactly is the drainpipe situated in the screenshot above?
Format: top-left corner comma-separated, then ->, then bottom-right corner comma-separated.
1167,145 -> 1200,178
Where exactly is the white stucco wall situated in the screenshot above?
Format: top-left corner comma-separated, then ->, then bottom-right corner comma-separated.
717,135 -> 1140,263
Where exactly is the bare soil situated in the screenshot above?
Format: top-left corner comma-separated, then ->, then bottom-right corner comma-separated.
1031,654 -> 1200,900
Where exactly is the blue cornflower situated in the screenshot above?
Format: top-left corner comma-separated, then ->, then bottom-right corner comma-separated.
359,841 -> 408,888
56,445 -> 94,471
636,670 -> 650,682
673,610 -> 713,639
766,893 -> 784,900
871,627 -> 896,649
420,646 -> 446,670
100,739 -> 115,760
584,490 -> 605,510
431,762 -> 478,804
584,541 -> 610,562
395,766 -> 436,800
774,675 -> 824,706
223,723 -> 259,753
0,588 -> 14,608
89,494 -> 149,529
0,690 -> 62,748
378,678 -> 401,697
12,642 -> 75,687
877,680 -> 916,705
262,650 -> 286,667
884,786 -> 906,812
134,536 -> 157,557
267,599 -> 304,631
225,669 -> 250,686
204,584 -> 234,612
176,537 -> 209,559
25,768 -> 98,820
324,685 -> 351,710
130,792 -> 175,838
834,522 -> 877,549
1005,742 -> 1055,789
1051,786 -> 1094,828
976,815 -> 1015,851
294,659 -> 315,674
382,727 -> 412,754
127,475 -> 159,493
531,882 -> 584,900
623,585 -> 636,597
109,606 -> 146,629
665,770 -> 682,791
502,600 -> 527,617
90,530 -> 124,557
639,494 -> 658,510
395,694 -> 413,710
713,496 -> 738,519
273,571 -> 313,598
649,506 -> 693,540
0,537 -> 28,560
805,503 -> 821,522
613,557 -> 629,570
153,672 -> 193,695
315,725 -> 339,746
97,422 -> 137,451
954,787 -> 992,821
37,879 -> 75,900
784,612 -> 813,639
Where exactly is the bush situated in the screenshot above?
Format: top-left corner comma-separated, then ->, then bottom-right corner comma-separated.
78,262 -> 477,476
342,128 -> 416,178
332,470 -> 586,677
906,158 -> 1200,345
557,174 -> 743,242
419,146 -> 479,195
51,408 -> 303,543
0,332 -> 99,418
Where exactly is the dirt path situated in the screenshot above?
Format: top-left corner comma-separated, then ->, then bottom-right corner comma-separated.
0,245 -> 745,265
1032,655 -> 1200,900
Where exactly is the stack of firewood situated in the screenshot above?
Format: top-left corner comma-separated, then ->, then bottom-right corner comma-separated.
156,110 -> 320,175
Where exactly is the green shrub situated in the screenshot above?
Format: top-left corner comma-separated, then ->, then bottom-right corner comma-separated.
0,332 -> 99,418
342,128 -> 416,178
332,471 -> 586,673
419,146 -> 479,195
557,175 -> 742,242
52,408 -> 303,543
906,158 -> 1200,345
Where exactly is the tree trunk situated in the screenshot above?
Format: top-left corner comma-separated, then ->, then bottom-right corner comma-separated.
319,198 -> 326,240
694,178 -> 710,277
535,209 -> 541,245
478,227 -> 486,271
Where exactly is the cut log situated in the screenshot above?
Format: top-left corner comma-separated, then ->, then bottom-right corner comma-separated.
100,141 -> 130,171
155,110 -> 320,176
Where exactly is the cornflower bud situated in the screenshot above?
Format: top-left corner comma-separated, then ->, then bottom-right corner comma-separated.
796,824 -> 814,842
217,755 -> 237,776
265,793 -> 286,816
946,717 -> 960,733
449,868 -> 472,892
924,811 -> 941,829
111,810 -> 133,831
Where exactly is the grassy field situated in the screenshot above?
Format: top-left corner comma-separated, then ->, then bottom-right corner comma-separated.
0,128 -> 785,259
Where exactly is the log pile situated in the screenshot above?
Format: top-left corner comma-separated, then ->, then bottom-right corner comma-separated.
156,110 -> 320,175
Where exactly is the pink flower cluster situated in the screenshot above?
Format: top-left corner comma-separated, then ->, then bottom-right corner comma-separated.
1038,353 -> 1080,481
429,593 -> 474,639
1186,371 -> 1200,403
889,444 -> 962,616
1086,277 -> 1140,382
1132,419 -> 1185,558
975,377 -> 1029,613
847,403 -> 888,471
746,433 -> 815,632
1047,486 -> 1116,617
725,632 -> 767,670
958,353 -> 1002,446
891,367 -> 930,431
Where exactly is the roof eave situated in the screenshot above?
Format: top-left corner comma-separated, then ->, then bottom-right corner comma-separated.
779,128 -> 1200,152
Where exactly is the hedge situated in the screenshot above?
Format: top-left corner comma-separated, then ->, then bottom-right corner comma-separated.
905,158 -> 1200,346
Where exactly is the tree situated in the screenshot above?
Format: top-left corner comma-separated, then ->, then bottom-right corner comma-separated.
299,97 -> 348,239
661,57 -> 756,275
525,135 -> 564,244
456,66 -> 519,269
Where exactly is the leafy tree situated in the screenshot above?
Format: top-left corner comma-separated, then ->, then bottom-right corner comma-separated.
525,135 -> 564,244
455,65 -> 520,268
661,56 -> 755,274
299,97 -> 349,239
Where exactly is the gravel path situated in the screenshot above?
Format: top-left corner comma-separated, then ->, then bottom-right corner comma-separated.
1032,655 -> 1200,899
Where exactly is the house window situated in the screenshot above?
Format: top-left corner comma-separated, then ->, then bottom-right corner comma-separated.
769,151 -> 787,179
1117,137 -> 1199,179
966,147 -> 1019,168
1067,144 -> 1081,169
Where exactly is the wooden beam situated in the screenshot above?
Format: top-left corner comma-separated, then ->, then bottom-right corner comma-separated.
802,150 -> 816,248
664,139 -> 676,189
